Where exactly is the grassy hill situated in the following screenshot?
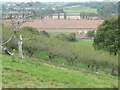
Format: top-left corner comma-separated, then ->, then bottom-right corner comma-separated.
2,54 -> 118,88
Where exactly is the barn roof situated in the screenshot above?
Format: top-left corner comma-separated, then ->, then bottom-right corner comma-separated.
22,19 -> 103,29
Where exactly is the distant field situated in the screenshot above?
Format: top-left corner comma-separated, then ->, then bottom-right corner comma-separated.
64,4 -> 97,13
64,9 -> 97,13
67,5 -> 82,8
65,5 -> 89,10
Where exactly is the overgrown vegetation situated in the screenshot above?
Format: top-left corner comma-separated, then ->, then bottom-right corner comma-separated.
2,24 -> 118,76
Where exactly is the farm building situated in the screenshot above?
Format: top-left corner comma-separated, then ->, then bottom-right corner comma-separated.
2,19 -> 103,39
21,19 -> 103,31
21,19 -> 103,39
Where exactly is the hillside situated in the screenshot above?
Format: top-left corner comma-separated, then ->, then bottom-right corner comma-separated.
1,1 -> 119,88
2,24 -> 118,88
2,54 -> 118,88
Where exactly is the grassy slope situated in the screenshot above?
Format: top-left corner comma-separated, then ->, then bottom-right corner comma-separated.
2,54 -> 118,88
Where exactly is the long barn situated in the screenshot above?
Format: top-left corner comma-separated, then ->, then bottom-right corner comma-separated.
21,19 -> 103,32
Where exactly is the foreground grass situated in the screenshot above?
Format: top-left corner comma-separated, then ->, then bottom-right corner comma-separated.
2,54 -> 118,88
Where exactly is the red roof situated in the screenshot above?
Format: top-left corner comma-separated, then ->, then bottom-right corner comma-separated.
8,11 -> 19,14
7,11 -> 30,14
22,19 -> 103,29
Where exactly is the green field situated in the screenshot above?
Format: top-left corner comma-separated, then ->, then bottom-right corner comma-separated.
64,4 -> 97,13
64,9 -> 97,13
2,54 -> 118,88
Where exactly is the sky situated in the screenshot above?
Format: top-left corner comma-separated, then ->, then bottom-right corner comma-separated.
0,0 -> 104,2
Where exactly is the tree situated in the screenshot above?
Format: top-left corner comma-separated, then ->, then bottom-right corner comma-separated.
1,2 -> 35,58
64,12 -> 67,19
58,13 -> 60,19
87,31 -> 95,37
93,15 -> 119,55
68,33 -> 77,42
97,2 -> 118,19
45,8 -> 54,19
56,33 -> 77,42
55,7 -> 64,19
40,31 -> 50,37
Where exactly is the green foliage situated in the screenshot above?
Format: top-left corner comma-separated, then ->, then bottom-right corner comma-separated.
94,15 -> 119,55
39,31 -> 50,37
54,7 -> 64,13
56,33 -> 77,42
68,33 -> 77,42
87,31 -> 95,37
97,2 -> 118,19
34,8 -> 54,19
56,33 -> 68,41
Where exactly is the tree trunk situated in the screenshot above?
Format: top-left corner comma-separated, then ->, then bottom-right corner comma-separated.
111,68 -> 115,75
48,54 -> 55,62
118,69 -> 120,78
18,41 -> 23,58
91,64 -> 94,71
64,13 -> 67,19
68,58 -> 71,66
50,14 -> 53,19
96,65 -> 99,72
58,13 -> 60,19
79,13 -> 81,19
88,64 -> 91,69
18,35 -> 23,58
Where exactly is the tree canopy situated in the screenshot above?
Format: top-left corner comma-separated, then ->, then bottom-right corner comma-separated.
93,15 -> 119,55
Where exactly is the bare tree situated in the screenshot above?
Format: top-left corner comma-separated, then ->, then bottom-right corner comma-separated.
1,2 -> 35,58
